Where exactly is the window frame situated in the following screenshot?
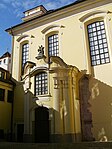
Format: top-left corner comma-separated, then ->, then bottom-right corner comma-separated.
7,90 -> 14,103
48,33 -> 59,57
22,42 -> 29,68
3,59 -> 6,64
0,88 -> 5,101
35,72 -> 48,96
0,71 -> 5,79
87,20 -> 110,66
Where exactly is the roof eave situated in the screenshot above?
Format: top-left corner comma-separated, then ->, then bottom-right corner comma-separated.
6,0 -> 87,33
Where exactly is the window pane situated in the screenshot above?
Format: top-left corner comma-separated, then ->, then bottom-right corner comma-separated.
97,60 -> 100,65
87,21 -> 110,66
106,58 -> 109,63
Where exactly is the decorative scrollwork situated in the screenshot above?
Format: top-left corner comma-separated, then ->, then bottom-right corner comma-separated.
36,45 -> 45,60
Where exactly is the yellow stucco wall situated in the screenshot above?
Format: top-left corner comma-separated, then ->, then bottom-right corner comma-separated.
0,82 -> 13,133
12,0 -> 112,85
89,77 -> 112,140
10,0 -> 112,141
13,83 -> 24,123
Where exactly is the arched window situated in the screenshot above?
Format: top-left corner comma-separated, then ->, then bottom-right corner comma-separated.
35,72 -> 48,96
87,20 -> 110,66
48,34 -> 59,57
79,10 -> 111,68
22,43 -> 29,67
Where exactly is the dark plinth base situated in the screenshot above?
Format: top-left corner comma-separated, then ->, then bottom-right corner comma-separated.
23,133 -> 81,143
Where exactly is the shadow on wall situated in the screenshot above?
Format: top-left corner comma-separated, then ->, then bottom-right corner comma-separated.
11,79 -> 24,142
11,79 -> 74,143
79,76 -> 94,141
89,77 -> 112,141
17,89 -> 66,143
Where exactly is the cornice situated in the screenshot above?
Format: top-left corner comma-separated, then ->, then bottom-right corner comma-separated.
16,34 -> 29,42
50,56 -> 79,75
30,66 -> 48,77
79,10 -> 110,22
41,24 -> 64,34
6,0 -> 112,35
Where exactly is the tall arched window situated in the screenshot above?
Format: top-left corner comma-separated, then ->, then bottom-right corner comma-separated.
35,72 -> 48,96
87,20 -> 110,66
22,43 -> 29,67
48,34 -> 59,57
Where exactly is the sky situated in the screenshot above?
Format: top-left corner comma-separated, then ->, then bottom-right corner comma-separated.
0,0 -> 77,56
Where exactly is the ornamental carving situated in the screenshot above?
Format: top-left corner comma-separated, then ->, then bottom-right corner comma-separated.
54,77 -> 68,89
36,45 -> 45,60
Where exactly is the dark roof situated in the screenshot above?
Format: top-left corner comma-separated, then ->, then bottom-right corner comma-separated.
6,0 -> 86,32
0,77 -> 15,85
0,67 -> 15,85
0,52 -> 11,59
0,67 -> 8,72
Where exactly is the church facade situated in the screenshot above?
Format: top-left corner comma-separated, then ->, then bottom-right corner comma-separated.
6,0 -> 112,142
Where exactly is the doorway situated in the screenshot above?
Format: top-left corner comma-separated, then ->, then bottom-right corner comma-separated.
17,124 -> 24,142
35,107 -> 49,143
